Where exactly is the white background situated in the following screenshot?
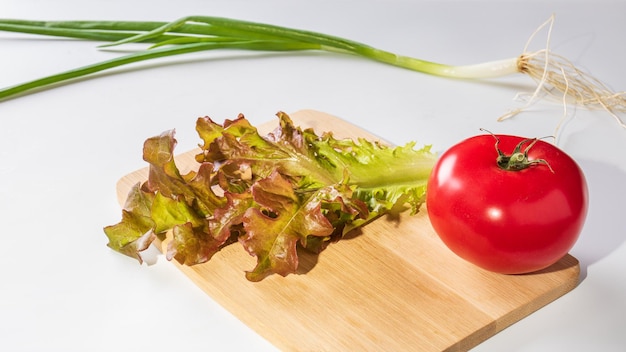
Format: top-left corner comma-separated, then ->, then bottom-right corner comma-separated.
1,1 -> 625,351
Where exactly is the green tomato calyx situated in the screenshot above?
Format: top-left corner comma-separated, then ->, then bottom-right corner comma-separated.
480,129 -> 554,173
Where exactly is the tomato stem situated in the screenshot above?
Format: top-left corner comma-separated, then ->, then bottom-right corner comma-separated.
480,129 -> 554,172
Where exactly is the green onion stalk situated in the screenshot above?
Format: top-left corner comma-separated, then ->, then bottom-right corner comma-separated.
0,15 -> 624,127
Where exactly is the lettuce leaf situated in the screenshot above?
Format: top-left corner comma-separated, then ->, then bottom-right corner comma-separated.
241,171 -> 334,281
104,112 -> 436,281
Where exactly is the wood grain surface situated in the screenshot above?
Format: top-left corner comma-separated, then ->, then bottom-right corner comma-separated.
115,109 -> 580,351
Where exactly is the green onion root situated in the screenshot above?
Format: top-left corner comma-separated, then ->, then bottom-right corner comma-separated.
502,15 -> 626,129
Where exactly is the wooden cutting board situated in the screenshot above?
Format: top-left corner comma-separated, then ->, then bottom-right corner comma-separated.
115,109 -> 580,351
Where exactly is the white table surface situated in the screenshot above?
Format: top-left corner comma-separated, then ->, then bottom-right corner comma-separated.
2,1 -> 625,351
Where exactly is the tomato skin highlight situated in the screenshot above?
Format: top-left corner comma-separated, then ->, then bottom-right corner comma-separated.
426,134 -> 588,274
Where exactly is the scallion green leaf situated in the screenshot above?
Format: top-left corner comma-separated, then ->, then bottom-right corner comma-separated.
1,15 -> 624,128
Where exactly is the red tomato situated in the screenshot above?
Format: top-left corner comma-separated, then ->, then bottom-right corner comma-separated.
426,133 -> 588,274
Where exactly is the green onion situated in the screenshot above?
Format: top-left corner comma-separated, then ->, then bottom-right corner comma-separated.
1,15 -> 624,126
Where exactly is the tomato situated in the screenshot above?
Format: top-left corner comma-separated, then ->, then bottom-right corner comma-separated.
426,133 -> 588,274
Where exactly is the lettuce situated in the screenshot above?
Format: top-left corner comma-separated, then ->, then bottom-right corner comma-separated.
104,112 -> 436,281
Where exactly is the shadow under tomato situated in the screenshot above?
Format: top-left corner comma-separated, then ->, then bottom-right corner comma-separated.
515,254 -> 580,277
569,158 -> 626,282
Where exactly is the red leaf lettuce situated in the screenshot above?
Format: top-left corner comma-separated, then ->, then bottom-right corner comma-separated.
104,112 -> 436,281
